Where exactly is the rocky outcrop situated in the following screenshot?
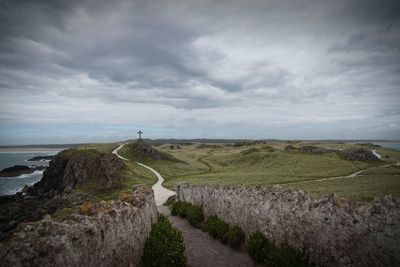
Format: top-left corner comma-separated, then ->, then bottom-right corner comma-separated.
176,182 -> 400,267
0,192 -> 91,241
341,148 -> 381,161
27,155 -> 53,161
0,165 -> 47,177
29,149 -> 127,196
0,185 -> 157,267
0,149 -> 128,239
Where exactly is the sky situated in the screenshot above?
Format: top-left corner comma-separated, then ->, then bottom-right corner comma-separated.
0,0 -> 399,145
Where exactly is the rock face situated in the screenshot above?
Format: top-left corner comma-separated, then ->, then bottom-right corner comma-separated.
176,182 -> 400,267
0,185 -> 157,267
0,149 -> 127,239
341,148 -> 381,161
0,192 -> 91,241
30,149 -> 127,195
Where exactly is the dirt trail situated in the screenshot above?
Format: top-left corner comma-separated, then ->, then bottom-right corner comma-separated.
158,206 -> 263,267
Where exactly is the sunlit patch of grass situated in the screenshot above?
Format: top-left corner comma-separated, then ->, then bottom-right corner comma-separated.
76,142 -> 121,154
287,174 -> 400,202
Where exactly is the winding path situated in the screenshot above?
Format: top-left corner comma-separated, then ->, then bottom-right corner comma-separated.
112,144 -> 176,206
114,144 -> 260,266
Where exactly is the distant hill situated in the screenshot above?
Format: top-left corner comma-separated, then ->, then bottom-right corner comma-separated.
1,139 -> 399,149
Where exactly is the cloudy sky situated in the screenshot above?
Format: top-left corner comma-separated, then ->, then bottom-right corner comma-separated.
0,0 -> 399,144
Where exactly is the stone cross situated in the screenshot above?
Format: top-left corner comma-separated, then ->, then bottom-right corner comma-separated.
137,130 -> 143,140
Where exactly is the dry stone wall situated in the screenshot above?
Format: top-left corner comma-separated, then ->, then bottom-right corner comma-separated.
0,185 -> 157,267
176,182 -> 400,266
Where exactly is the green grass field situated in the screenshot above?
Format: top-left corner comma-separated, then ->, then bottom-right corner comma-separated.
76,141 -> 400,202
143,141 -> 400,202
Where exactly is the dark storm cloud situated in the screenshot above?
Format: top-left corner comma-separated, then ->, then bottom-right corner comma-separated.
0,0 -> 399,143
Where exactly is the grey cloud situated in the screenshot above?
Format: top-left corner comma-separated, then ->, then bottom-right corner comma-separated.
0,0 -> 400,143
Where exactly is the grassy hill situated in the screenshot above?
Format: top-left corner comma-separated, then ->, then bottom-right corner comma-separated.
72,140 -> 400,202
146,141 -> 400,202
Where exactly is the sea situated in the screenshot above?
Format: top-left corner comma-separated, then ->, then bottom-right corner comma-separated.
374,143 -> 400,151
0,151 -> 59,196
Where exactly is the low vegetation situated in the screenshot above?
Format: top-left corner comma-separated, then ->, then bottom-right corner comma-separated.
227,224 -> 245,247
171,201 -> 246,247
171,201 -> 204,226
205,215 -> 230,243
139,141 -> 399,202
76,142 -> 120,154
247,231 -> 313,266
140,214 -> 188,267
247,231 -> 270,262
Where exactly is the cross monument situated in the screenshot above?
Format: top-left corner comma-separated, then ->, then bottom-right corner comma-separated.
137,130 -> 143,140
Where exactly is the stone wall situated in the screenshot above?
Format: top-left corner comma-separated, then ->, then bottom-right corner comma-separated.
0,185 -> 157,267
176,182 -> 400,266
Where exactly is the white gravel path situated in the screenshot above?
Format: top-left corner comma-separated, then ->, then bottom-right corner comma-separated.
372,149 -> 382,159
112,144 -> 129,160
112,143 -> 176,206
136,162 -> 176,206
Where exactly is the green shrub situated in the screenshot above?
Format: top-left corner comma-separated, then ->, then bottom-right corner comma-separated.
171,201 -> 188,217
164,195 -> 176,209
171,201 -> 204,227
266,244 -> 313,267
227,224 -> 245,247
206,215 -> 230,242
247,231 -> 270,262
140,214 -> 188,267
186,204 -> 204,226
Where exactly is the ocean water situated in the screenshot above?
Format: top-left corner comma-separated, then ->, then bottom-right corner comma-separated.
0,151 -> 59,196
374,143 -> 400,151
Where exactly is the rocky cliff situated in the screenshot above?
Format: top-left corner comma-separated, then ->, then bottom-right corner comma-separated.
29,149 -> 127,197
0,149 -> 127,241
0,185 -> 157,267
176,182 -> 400,266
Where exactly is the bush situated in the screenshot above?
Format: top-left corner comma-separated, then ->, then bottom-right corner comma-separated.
171,201 -> 188,217
227,224 -> 245,247
186,205 -> 204,226
206,215 -> 230,242
266,244 -> 313,267
247,231 -> 313,266
140,214 -> 188,267
247,231 -> 270,262
171,201 -> 204,227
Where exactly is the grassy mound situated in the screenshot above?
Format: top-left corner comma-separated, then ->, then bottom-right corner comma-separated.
120,140 -> 185,164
